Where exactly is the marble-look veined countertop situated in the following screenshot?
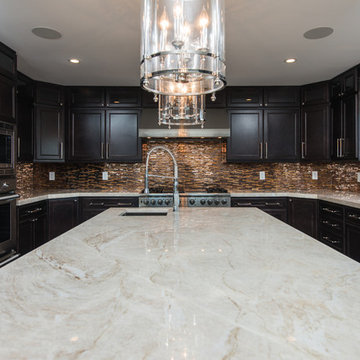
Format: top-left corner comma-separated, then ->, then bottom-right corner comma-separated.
0,207 -> 359,359
16,189 -> 360,209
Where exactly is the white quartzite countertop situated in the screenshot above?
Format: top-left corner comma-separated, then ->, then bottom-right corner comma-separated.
1,207 -> 360,359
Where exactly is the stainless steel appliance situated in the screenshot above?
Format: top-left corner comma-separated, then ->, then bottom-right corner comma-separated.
0,121 -> 15,176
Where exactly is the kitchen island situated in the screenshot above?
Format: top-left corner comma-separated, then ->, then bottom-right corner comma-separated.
1,208 -> 360,359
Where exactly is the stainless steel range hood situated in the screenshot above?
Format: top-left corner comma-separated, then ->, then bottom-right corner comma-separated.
139,109 -> 229,138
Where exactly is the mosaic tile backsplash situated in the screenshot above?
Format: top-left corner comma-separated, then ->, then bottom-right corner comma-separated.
16,139 -> 360,194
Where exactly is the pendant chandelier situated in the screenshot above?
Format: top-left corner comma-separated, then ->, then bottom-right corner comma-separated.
141,0 -> 226,126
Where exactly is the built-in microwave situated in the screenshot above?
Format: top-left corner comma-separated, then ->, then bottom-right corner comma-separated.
0,121 -> 15,175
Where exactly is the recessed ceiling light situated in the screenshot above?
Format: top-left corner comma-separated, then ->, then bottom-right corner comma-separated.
285,58 -> 297,64
32,27 -> 62,40
69,58 -> 80,64
304,27 -> 334,40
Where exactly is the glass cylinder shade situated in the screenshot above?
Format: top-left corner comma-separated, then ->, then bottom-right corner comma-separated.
141,0 -> 225,96
158,94 -> 206,127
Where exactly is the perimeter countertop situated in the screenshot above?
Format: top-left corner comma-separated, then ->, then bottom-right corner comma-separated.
0,207 -> 359,359
16,189 -> 360,209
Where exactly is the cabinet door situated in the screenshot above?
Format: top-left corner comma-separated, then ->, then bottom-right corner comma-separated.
227,110 -> 263,161
106,110 -> 141,162
301,104 -> 330,160
330,76 -> 342,100
264,109 -> 299,161
263,87 -> 300,107
18,219 -> 34,255
35,83 -> 64,106
69,109 -> 105,161
34,105 -> 64,162
345,224 -> 360,262
288,198 -> 318,238
227,87 -> 263,107
342,94 -> 356,159
0,43 -> 16,79
70,87 -> 105,107
48,198 -> 79,240
106,87 -> 141,108
206,89 -> 226,108
0,73 -> 15,123
343,68 -> 357,96
264,209 -> 288,223
34,214 -> 48,248
301,82 -> 329,106
330,99 -> 342,159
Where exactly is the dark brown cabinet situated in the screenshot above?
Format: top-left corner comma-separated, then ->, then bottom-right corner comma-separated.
227,110 -> 263,161
69,109 -> 105,161
18,201 -> 48,255
0,42 -> 16,79
227,87 -> 263,107
264,109 -> 299,161
106,87 -> 141,108
106,110 -> 141,162
70,87 -> 105,107
34,105 -> 65,162
345,207 -> 360,262
0,73 -> 15,123
301,104 -> 330,160
35,83 -> 64,107
80,197 -> 139,222
301,82 -> 329,106
48,198 -> 79,240
288,198 -> 318,238
263,87 -> 300,107
206,89 -> 226,108
16,72 -> 34,161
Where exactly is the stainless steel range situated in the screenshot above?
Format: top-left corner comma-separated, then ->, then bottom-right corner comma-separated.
139,187 -> 230,208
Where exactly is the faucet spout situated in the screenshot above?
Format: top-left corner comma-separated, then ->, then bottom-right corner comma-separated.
144,146 -> 180,211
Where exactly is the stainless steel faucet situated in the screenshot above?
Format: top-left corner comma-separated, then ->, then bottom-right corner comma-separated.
144,146 -> 180,211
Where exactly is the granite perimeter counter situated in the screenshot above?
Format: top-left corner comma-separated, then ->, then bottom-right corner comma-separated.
0,207 -> 359,359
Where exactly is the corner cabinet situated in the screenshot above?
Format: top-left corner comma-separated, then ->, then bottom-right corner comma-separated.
69,109 -> 141,162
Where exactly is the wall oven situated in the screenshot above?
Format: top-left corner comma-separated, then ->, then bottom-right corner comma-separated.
0,121 -> 15,176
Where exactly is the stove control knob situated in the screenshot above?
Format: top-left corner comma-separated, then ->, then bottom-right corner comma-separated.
158,199 -> 163,205
165,199 -> 171,205
207,200 -> 213,205
151,199 -> 156,205
144,200 -> 150,205
221,199 -> 228,205
200,199 -> 206,205
189,199 -> 196,205
214,200 -> 220,205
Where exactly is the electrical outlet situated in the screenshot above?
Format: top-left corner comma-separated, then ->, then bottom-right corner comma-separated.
357,173 -> 360,183
49,172 -> 55,181
102,171 -> 109,181
312,171 -> 318,180
259,171 -> 266,180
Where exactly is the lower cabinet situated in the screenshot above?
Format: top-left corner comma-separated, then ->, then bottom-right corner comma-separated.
18,201 -> 48,255
345,207 -> 360,262
231,197 -> 288,223
288,198 -> 318,238
81,197 -> 139,222
48,198 -> 79,240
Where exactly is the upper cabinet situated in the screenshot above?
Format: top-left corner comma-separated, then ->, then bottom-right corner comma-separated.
263,86 -> 300,107
331,68 -> 357,100
0,42 -> 16,80
35,82 -> 64,107
227,87 -> 263,107
206,88 -> 227,108
106,87 -> 140,108
301,82 -> 329,106
70,87 -> 105,107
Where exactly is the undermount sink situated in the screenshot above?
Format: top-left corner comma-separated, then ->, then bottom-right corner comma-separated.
121,211 -> 168,217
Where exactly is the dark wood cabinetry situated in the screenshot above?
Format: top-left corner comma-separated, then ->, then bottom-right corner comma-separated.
70,87 -> 105,107
227,87 -> 263,107
263,87 -> 300,107
301,104 -> 330,160
69,109 -> 105,161
345,207 -> 360,262
288,198 -> 318,238
301,82 -> 329,106
48,198 -> 79,240
16,72 -> 34,161
80,197 -> 139,222
206,89 -> 226,108
231,197 -> 288,222
106,87 -> 140,108
18,201 -> 47,255
35,83 -> 64,107
0,74 -> 16,123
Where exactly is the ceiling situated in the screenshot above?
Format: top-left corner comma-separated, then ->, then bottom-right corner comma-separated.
0,0 -> 359,86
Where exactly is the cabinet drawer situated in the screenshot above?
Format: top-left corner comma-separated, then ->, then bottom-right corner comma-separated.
318,228 -> 344,253
319,216 -> 343,234
81,197 -> 139,210
231,197 -> 287,209
345,207 -> 360,227
19,201 -> 47,220
319,201 -> 343,219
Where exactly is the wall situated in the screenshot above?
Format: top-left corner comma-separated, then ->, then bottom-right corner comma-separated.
16,139 -> 360,196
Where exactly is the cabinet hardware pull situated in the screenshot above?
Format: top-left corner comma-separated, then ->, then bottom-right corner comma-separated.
323,207 -> 338,214
336,139 -> 340,158
106,143 -> 110,159
265,142 -> 268,159
236,202 -> 253,206
339,138 -> 343,158
31,218 -> 38,222
322,220 -> 339,228
89,202 -> 105,207
26,208 -> 43,215
341,138 -> 345,158
101,142 -> 104,159
265,202 -> 281,206
17,137 -> 21,158
322,236 -> 340,244
348,214 -> 360,220
60,142 -> 64,159
260,142 -> 263,159
104,202 -> 132,207
301,142 -> 305,159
